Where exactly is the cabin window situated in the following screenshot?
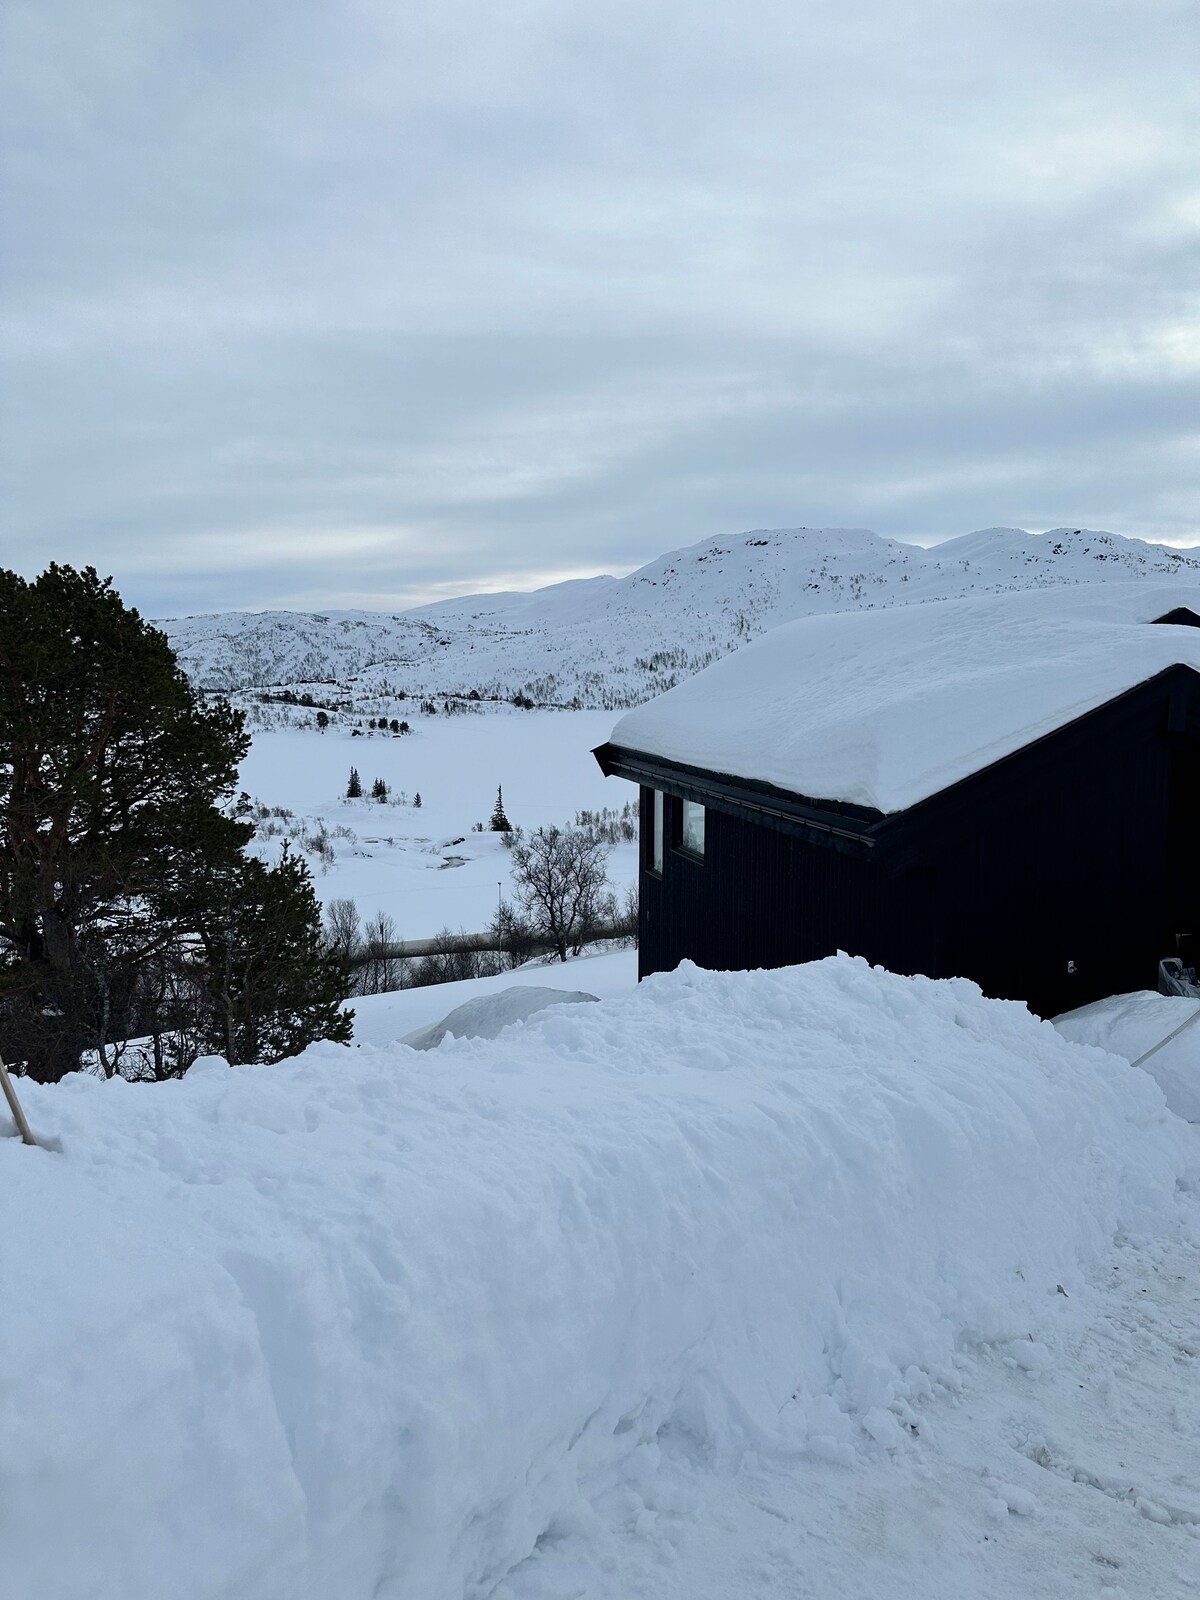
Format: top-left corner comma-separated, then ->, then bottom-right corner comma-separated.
680,799 -> 705,858
651,789 -> 664,873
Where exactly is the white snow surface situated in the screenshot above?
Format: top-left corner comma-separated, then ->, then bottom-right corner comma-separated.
1056,990 -> 1200,1123
348,948 -> 637,1047
610,582 -> 1200,813
237,711 -> 638,940
3,957 -> 1196,1600
161,524 -> 1200,712
400,984 -> 599,1050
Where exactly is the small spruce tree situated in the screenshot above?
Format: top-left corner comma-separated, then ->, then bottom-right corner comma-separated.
371,776 -> 389,802
489,785 -> 512,832
196,845 -> 353,1065
346,766 -> 362,799
413,792 -> 422,808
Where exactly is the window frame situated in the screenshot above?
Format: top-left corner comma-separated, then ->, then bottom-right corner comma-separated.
677,798 -> 705,861
646,787 -> 664,876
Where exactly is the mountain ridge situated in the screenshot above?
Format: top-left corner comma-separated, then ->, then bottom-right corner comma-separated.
161,524 -> 1200,712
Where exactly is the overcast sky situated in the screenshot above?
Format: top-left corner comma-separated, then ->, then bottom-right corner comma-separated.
2,1 -> 1198,615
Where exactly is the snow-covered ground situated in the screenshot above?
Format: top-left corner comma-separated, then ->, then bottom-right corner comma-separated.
3,957 -> 1197,1599
349,947 -> 637,1044
239,711 -> 637,938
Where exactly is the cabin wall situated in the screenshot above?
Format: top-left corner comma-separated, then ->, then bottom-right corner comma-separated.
903,713 -> 1176,1016
896,736 -> 1177,1011
633,677 -> 1195,1017
637,787 -> 880,981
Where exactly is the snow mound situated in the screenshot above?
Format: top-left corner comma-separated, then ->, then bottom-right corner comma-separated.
1,957 -> 1192,1600
400,984 -> 599,1050
1055,990 -> 1200,1122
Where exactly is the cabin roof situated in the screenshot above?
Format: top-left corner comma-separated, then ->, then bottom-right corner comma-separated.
607,582 -> 1200,814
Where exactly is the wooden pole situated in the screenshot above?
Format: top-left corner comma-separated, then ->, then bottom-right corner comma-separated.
0,1051 -> 37,1147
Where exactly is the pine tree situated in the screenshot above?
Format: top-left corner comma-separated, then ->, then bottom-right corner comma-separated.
195,845 -> 353,1065
0,564 -> 252,1080
346,766 -> 362,798
413,792 -> 422,808
489,784 -> 512,832
371,776 -> 389,802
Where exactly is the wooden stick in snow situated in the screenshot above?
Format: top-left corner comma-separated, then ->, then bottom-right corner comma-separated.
0,1052 -> 37,1146
1131,1003 -> 1200,1071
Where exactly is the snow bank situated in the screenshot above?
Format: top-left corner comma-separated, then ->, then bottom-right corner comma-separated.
400,984 -> 598,1050
1,958 -> 1192,1600
349,947 -> 635,1047
1055,990 -> 1200,1122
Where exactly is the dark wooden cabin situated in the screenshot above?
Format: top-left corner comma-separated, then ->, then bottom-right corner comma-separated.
594,588 -> 1200,1018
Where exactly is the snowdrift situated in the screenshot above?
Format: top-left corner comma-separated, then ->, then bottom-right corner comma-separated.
1055,989 -> 1200,1122
1,958 -> 1192,1600
400,984 -> 599,1050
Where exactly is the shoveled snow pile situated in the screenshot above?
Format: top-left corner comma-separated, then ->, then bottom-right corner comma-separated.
1,958 -> 1193,1600
1056,989 -> 1200,1122
400,984 -> 599,1050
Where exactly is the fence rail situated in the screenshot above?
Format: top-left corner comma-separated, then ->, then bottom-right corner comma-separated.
346,920 -> 630,966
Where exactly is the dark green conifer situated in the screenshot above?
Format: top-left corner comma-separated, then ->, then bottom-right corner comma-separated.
489,785 -> 513,832
195,845 -> 353,1065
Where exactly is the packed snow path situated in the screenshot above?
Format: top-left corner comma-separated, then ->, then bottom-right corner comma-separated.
2,958 -> 1196,1599
497,1227 -> 1200,1599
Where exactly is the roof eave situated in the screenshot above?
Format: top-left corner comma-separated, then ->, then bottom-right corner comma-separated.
593,742 -> 884,847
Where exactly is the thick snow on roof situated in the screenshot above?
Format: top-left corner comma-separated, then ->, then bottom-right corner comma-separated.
610,582 -> 1200,814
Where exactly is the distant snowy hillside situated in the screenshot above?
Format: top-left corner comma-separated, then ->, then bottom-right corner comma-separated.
161,525 -> 1200,713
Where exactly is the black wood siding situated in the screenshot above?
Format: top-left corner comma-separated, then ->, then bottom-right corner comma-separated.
623,665 -> 1200,1018
637,786 -> 880,981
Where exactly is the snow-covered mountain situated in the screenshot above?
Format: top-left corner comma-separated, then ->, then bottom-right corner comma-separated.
162,525 -> 1200,713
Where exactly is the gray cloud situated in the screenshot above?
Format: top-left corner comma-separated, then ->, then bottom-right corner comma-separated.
2,0 -> 1198,614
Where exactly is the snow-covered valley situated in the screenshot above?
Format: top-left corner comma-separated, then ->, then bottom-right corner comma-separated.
239,712 -> 637,941
193,523 -> 1200,939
